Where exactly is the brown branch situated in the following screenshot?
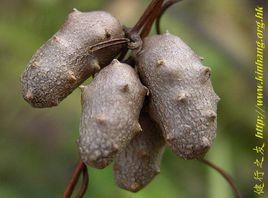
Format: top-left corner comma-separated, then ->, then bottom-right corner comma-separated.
200,158 -> 242,198
156,0 -> 183,34
119,1 -> 165,61
140,0 -> 165,38
89,38 -> 129,52
63,160 -> 87,198
76,165 -> 89,198
88,0 -> 166,58
130,0 -> 164,34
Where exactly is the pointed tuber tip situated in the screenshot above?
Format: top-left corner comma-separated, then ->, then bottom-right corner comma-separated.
25,90 -> 34,100
68,71 -> 77,83
204,110 -> 217,121
135,122 -> 142,133
111,59 -> 120,65
157,59 -> 165,67
130,182 -> 141,192
95,114 -> 107,125
120,84 -> 130,93
79,85 -> 85,91
175,91 -> 189,102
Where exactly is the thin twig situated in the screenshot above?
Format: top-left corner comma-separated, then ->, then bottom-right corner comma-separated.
63,160 -> 87,198
76,165 -> 89,198
200,159 -> 242,198
140,0 -> 164,38
156,0 -> 183,34
89,38 -> 129,52
89,38 -> 129,49
117,0 -> 164,60
130,0 -> 164,34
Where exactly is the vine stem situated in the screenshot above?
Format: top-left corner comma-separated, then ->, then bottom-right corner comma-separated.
130,0 -> 164,34
89,38 -> 129,52
118,0 -> 165,61
140,0 -> 165,38
156,0 -> 183,34
62,160 -> 88,198
199,159 -> 242,198
76,165 -> 89,197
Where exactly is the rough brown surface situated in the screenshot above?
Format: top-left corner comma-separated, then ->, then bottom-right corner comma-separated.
114,110 -> 165,192
136,33 -> 220,159
21,9 -> 124,108
78,60 -> 147,169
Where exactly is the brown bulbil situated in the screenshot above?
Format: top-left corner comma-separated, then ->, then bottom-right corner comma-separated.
78,60 -> 147,169
135,33 -> 220,159
21,9 -> 124,108
114,111 -> 165,192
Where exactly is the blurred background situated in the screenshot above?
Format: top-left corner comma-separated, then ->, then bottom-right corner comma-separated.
0,0 -> 267,197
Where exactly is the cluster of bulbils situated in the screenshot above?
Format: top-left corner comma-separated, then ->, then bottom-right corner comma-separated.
21,9 -> 219,192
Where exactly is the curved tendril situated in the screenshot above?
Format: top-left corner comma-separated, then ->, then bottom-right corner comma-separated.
199,158 -> 242,198
140,0 -> 165,38
130,0 -> 165,34
156,0 -> 183,34
89,38 -> 129,52
76,166 -> 89,198
63,160 -> 88,198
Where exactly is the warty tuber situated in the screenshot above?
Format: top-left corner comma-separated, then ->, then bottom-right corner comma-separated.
114,110 -> 165,192
78,60 -> 147,169
135,33 -> 220,159
21,9 -> 125,108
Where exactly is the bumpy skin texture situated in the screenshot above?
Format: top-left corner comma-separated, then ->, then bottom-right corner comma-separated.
136,33 -> 220,159
21,9 -> 124,108
78,60 -> 147,169
114,111 -> 165,192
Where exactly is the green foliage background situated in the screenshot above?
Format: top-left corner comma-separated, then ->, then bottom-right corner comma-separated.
0,0 -> 265,197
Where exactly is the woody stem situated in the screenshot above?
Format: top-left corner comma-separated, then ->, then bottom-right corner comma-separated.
140,0 -> 165,38
130,0 -> 164,34
156,0 -> 183,34
62,160 -> 88,198
200,158 -> 242,198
